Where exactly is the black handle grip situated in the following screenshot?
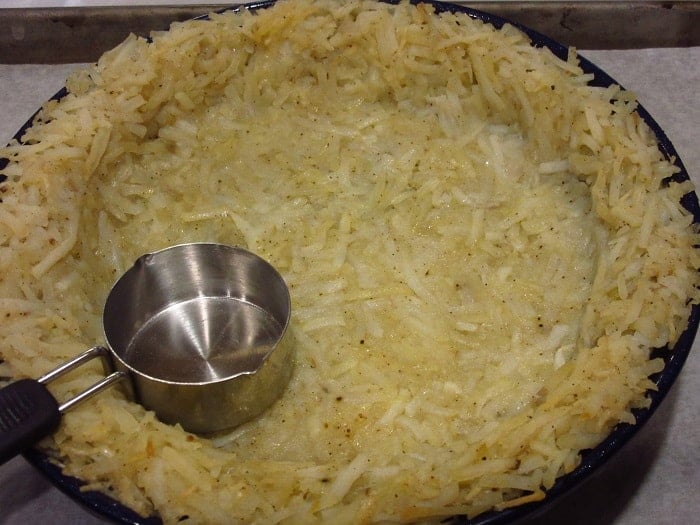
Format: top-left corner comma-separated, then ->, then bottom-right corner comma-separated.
0,379 -> 61,465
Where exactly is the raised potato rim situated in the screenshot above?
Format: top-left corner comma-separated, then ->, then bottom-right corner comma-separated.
2,1 -> 699,524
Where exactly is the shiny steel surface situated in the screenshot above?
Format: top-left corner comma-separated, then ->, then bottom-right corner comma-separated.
122,298 -> 282,383
102,243 -> 293,434
37,346 -> 128,413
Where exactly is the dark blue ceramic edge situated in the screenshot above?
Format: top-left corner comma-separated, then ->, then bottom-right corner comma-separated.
22,447 -> 162,525
5,2 -> 698,524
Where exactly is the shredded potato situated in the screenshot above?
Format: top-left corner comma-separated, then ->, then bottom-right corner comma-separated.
1,0 -> 698,523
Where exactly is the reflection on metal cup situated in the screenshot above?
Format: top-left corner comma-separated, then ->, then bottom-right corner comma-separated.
103,243 -> 293,434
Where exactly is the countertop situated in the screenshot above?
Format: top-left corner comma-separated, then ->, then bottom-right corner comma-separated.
1,47 -> 699,524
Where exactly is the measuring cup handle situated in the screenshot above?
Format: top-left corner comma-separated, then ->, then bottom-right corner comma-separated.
0,379 -> 60,465
0,346 -> 128,466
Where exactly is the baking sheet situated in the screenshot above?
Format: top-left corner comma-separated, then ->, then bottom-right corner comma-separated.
1,1 -> 699,62
0,47 -> 699,525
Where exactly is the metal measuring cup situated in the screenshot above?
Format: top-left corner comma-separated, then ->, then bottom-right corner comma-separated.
0,243 -> 293,465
